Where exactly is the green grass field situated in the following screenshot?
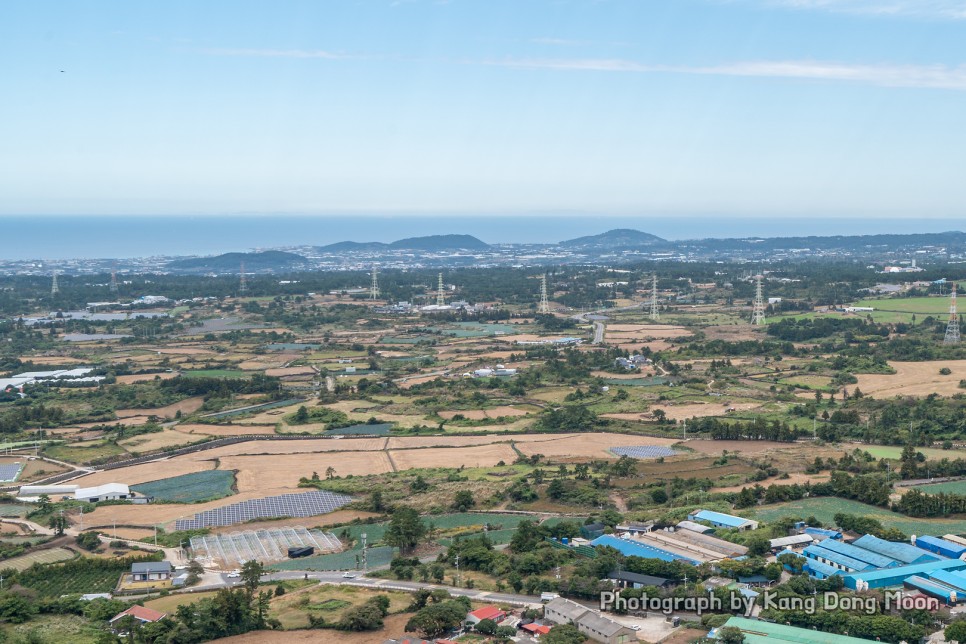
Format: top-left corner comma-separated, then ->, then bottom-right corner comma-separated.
754,497 -> 966,536
131,470 -> 236,503
852,296 -> 953,314
860,445 -> 966,461
913,481 -> 966,495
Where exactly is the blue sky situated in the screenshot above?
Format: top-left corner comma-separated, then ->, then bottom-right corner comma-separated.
1,0 -> 965,219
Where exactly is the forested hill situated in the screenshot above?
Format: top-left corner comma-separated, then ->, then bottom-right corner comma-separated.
166,251 -> 307,272
316,234 -> 490,253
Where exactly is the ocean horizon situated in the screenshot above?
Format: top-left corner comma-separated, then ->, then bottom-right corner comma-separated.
2,214 -> 963,261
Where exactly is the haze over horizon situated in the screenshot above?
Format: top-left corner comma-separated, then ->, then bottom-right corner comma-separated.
2,0 -> 966,220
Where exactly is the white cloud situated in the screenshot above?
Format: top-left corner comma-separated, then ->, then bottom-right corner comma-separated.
487,57 -> 966,90
757,0 -> 966,19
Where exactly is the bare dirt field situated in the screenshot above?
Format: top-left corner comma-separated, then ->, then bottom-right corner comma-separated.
154,347 -> 217,356
606,324 -> 690,339
855,360 -> 966,397
616,340 -> 675,352
715,472 -> 830,493
72,415 -> 154,428
514,433 -> 677,459
177,423 -> 278,436
389,443 -> 518,470
115,372 -> 179,384
18,458 -> 70,482
18,356 -> 87,365
194,437 -> 388,458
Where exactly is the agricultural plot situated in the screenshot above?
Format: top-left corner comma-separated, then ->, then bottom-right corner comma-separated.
131,470 -> 236,503
862,445 -> 966,461
913,481 -> 966,495
0,462 -> 23,482
855,361 -> 966,397
15,557 -> 141,595
611,446 -> 680,459
754,497 -> 966,536
1,547 -> 74,571
175,490 -> 353,530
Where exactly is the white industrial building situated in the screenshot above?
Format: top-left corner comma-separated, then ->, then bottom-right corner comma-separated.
19,482 -> 132,503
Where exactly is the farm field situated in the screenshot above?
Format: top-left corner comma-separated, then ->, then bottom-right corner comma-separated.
913,481 -> 966,495
0,615 -> 105,644
2,547 -> 74,571
513,432 -> 677,459
861,445 -> 966,460
177,423 -> 278,436
131,469 -> 236,503
852,296 -> 953,314
389,443 -> 518,470
854,360 -> 966,397
755,497 -> 966,536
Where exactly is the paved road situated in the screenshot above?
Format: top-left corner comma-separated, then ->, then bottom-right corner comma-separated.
593,321 -> 605,344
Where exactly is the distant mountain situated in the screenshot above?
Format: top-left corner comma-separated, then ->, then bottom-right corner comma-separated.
559,229 -> 667,249
316,234 -> 490,253
167,250 -> 307,271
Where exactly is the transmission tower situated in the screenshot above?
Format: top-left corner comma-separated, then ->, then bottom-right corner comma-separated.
239,262 -> 247,294
945,283 -> 961,345
436,273 -> 445,307
370,265 -> 380,300
110,263 -> 118,294
50,271 -> 59,296
649,273 -> 659,321
751,274 -> 765,326
538,274 -> 550,314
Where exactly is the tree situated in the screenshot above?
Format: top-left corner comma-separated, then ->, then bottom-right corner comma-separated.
241,559 -> 265,595
404,599 -> 470,638
745,536 -> 770,557
718,626 -> 746,644
476,617 -> 498,634
0,593 -> 38,624
75,530 -> 101,551
325,466 -> 336,479
544,623 -> 588,643
37,493 -> 51,515
48,513 -> 68,537
384,507 -> 428,555
650,488 -> 668,504
293,406 -> 309,423
947,620 -> 966,644
452,490 -> 475,511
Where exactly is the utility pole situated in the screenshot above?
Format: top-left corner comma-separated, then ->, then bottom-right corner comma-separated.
455,553 -> 460,587
361,533 -> 368,573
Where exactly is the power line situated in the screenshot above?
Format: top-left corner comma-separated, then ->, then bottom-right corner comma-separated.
945,282 -> 960,345
751,274 -> 765,326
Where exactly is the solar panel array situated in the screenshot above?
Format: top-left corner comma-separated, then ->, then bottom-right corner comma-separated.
190,526 -> 343,566
0,463 -> 23,482
610,446 -> 679,459
175,490 -> 352,530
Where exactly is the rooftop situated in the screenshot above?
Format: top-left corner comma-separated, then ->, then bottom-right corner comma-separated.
692,509 -> 754,528
717,616 -> 877,644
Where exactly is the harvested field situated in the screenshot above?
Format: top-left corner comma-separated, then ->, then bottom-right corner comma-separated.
115,372 -> 179,384
683,439 -> 804,454
154,347 -> 217,355
177,423 -> 278,436
437,406 -> 528,420
854,360 -> 966,397
193,437 -> 388,458
627,402 -> 761,422
115,397 -> 206,419
119,428 -> 203,453
70,457 -> 217,488
106,527 -> 155,540
222,452 -> 394,492
17,458 -> 70,482
218,614 -> 413,644
715,472 -> 830,493
2,547 -> 74,571
513,432 -> 677,460
72,415 -> 154,428
389,443 -> 518,470
265,366 -> 317,377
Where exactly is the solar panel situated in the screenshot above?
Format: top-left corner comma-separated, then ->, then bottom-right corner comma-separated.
175,490 -> 353,530
0,463 -> 23,482
610,446 -> 679,459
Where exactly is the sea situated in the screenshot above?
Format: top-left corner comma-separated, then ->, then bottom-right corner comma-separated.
1,214 -> 962,260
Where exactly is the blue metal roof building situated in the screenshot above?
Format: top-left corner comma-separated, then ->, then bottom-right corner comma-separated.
851,534 -> 941,565
916,535 -> 966,559
905,576 -> 958,604
688,510 -> 758,531
812,538 -> 899,569
925,569 -> 966,593
805,558 -> 843,580
803,544 -> 877,573
845,558 -> 966,590
591,535 -> 699,565
804,527 -> 842,540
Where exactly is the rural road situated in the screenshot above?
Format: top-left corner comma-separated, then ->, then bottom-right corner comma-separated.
592,321 -> 605,344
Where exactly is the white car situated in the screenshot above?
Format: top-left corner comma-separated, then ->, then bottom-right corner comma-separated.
342,572 -> 357,579
226,572 -> 241,578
